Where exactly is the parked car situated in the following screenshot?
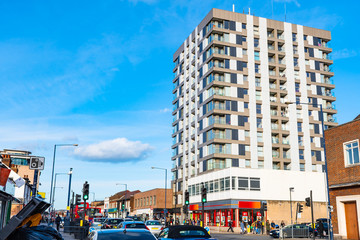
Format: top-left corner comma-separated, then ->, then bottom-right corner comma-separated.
281,224 -> 315,238
88,229 -> 157,240
118,221 -> 149,230
145,220 -> 164,235
89,219 -> 106,233
102,218 -> 124,229
157,225 -> 217,240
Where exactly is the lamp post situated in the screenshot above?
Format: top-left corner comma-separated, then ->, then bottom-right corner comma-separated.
289,187 -> 294,238
151,167 -> 167,222
67,168 -> 73,209
285,101 -> 333,240
116,183 -> 127,218
49,144 -> 78,208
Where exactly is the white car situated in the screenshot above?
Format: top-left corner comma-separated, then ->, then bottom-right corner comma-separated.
145,220 -> 164,235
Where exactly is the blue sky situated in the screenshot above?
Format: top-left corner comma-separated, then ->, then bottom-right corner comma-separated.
0,0 -> 359,209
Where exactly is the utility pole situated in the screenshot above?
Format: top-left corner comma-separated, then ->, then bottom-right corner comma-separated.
311,190 -> 315,240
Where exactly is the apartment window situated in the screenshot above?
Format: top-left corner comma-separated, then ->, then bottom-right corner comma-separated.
257,132 -> 263,142
242,49 -> 247,56
300,163 -> 305,171
257,146 -> 264,157
242,23 -> 246,29
220,178 -> 225,191
344,140 -> 360,166
245,160 -> 251,168
292,33 -> 297,42
257,118 -> 262,128
299,149 -> 304,160
295,83 -> 300,92
255,64 -> 260,74
255,77 -> 261,87
250,178 -> 260,191
232,177 -> 236,190
225,177 -> 230,190
294,57 -> 298,66
254,38 -> 259,48
296,96 -> 300,104
150,196 -> 152,205
254,51 -> 260,61
298,136 -> 303,146
256,104 -> 261,114
238,177 -> 249,190
254,25 -> 259,35
256,91 -> 261,100
258,160 -> 264,169
153,196 -> 156,205
244,102 -> 249,109
297,122 -> 302,132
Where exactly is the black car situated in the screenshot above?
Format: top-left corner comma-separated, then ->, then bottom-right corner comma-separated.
157,225 -> 217,240
102,218 -> 124,229
270,229 -> 280,238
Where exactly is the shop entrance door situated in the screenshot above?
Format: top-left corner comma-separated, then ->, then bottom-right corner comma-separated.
345,202 -> 359,240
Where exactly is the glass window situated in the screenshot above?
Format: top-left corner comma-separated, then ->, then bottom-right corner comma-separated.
220,178 -> 225,191
257,118 -> 262,128
214,179 -> 219,192
256,104 -> 261,114
225,177 -> 230,190
231,177 -> 236,190
245,160 -> 251,168
257,132 -> 263,142
256,91 -> 261,100
297,122 -> 302,132
250,178 -> 260,191
299,149 -> 304,160
344,140 -> 360,165
209,180 -> 214,193
300,163 -> 305,171
254,38 -> 259,47
257,146 -> 264,157
258,160 -> 264,169
242,23 -> 246,29
255,77 -> 261,87
238,177 -> 249,190
255,64 -> 260,73
254,51 -> 260,61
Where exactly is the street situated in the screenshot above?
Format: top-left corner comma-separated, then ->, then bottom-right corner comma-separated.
212,233 -> 273,240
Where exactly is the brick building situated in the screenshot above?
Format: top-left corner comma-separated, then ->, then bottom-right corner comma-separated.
107,190 -> 140,218
132,188 -> 173,220
325,115 -> 360,239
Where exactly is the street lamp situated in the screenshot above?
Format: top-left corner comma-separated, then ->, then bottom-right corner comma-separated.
49,144 -> 78,208
151,167 -> 167,222
91,192 -> 96,202
116,183 -> 127,218
67,168 -> 73,209
285,101 -> 333,240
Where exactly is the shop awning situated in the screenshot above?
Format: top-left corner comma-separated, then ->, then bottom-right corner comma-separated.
0,190 -> 20,203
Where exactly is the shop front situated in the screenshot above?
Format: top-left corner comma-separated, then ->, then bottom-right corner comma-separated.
188,200 -> 266,228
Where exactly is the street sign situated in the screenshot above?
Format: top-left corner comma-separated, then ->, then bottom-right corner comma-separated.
29,157 -> 45,170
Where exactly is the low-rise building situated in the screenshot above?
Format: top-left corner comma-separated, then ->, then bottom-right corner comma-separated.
325,115 -> 360,239
107,190 -> 140,218
133,188 -> 173,221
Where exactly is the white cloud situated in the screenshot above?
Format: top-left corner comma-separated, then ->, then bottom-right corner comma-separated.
274,0 -> 300,7
160,108 -> 171,113
332,49 -> 358,60
73,138 -> 153,163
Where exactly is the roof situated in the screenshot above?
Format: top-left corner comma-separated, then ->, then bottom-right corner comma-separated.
109,190 -> 141,201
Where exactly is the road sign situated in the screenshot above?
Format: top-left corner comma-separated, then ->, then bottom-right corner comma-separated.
29,157 -> 45,170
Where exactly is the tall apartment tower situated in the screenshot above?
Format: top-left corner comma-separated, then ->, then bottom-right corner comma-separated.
171,8 -> 337,226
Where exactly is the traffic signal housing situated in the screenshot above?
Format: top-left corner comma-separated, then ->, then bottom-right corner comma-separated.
201,187 -> 207,203
83,181 -> 89,201
305,197 -> 311,207
75,194 -> 81,205
121,200 -> 125,211
298,204 -> 303,213
262,202 -> 267,211
185,190 -> 189,205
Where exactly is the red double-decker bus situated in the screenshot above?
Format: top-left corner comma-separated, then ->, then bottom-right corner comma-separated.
74,202 -> 102,221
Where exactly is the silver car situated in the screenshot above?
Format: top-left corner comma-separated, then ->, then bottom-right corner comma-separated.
145,220 -> 163,235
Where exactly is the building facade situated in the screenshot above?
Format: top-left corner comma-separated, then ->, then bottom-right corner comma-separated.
107,190 -> 140,218
171,8 -> 336,227
133,188 -> 173,220
325,115 -> 360,240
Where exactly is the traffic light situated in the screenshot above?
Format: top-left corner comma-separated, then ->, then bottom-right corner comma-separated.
121,200 -> 125,211
305,197 -> 311,207
262,202 -> 267,211
184,190 -> 189,205
201,187 -> 207,203
182,205 -> 188,214
298,204 -> 303,213
75,194 -> 81,205
83,181 -> 89,201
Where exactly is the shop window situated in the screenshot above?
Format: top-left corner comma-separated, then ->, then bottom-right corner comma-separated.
250,178 -> 260,191
232,177 -> 236,190
214,179 -> 219,192
220,178 -> 225,191
209,180 -> 214,193
238,177 -> 249,190
225,177 -> 230,190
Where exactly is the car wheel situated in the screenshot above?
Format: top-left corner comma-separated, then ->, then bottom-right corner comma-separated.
309,232 -> 314,238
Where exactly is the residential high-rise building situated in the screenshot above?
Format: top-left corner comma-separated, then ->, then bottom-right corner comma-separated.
171,8 -> 337,227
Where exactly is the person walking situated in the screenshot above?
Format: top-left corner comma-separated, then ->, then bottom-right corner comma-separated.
280,220 -> 285,228
317,220 -> 325,238
240,220 -> 245,234
55,214 -> 61,232
266,220 -> 270,235
227,219 -> 234,232
256,220 -> 262,234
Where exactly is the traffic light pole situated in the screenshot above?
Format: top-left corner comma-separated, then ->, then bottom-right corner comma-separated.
311,190 -> 315,240
295,203 -> 298,224
201,202 -> 204,227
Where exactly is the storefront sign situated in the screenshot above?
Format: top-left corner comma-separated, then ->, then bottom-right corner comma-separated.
256,212 -> 262,216
238,201 -> 261,209
242,212 -> 248,216
242,216 -> 248,222
107,208 -> 117,213
189,204 -> 199,211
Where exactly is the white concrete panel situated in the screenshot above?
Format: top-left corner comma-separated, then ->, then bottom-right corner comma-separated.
231,115 -> 238,126
232,143 -> 239,155
259,17 -> 272,170
310,60 -> 315,70
238,130 -> 245,141
315,137 -> 321,148
308,36 -> 313,46
239,159 -> 245,168
236,22 -> 242,32
284,22 -> 300,171
246,14 -> 258,169
229,33 -> 236,44
236,47 -> 242,58
230,59 -> 236,70
238,102 -> 244,112
297,25 -> 312,172
230,86 -> 237,98
315,73 -> 321,83
237,74 -> 244,84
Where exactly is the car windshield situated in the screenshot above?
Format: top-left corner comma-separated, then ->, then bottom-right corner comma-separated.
126,223 -> 146,229
107,219 -> 123,224
179,230 -> 207,236
146,221 -> 161,225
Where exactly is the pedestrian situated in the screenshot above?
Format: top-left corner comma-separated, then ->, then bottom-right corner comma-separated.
317,220 -> 325,238
280,220 -> 285,228
266,220 -> 270,235
55,214 -> 61,232
176,218 -> 180,225
271,220 -> 275,230
251,221 -> 256,234
256,220 -> 262,234
240,220 -> 245,234
197,219 -> 200,226
227,219 -> 234,232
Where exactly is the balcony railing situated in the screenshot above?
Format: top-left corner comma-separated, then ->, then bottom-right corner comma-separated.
271,124 -> 279,130
269,70 -> 276,76
282,139 -> 290,145
270,110 -> 278,116
272,138 -> 279,144
269,83 -> 276,89
272,152 -> 280,158
282,125 -> 289,131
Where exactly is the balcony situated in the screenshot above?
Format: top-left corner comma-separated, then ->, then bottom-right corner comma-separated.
282,139 -> 290,145
279,85 -> 287,91
279,72 -> 286,78
269,83 -> 276,89
271,124 -> 279,130
280,111 -> 289,117
272,138 -> 279,144
277,34 -> 285,40
268,45 -> 275,51
278,46 -> 285,52
270,97 -> 277,103
272,151 -> 280,158
269,70 -> 276,76
282,125 -> 289,131
270,110 -> 278,116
